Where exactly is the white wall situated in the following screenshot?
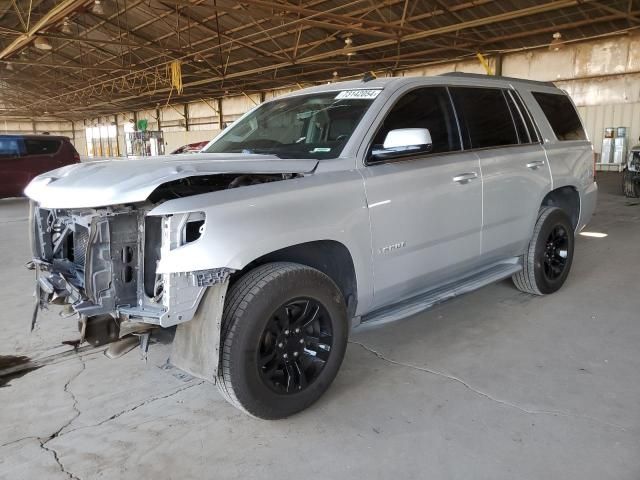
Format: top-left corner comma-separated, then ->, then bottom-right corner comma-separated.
163,129 -> 218,153
401,33 -> 640,153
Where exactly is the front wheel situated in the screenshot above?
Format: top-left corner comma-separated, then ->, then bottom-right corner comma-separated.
217,262 -> 348,419
513,207 -> 575,295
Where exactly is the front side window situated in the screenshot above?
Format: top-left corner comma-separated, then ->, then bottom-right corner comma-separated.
204,91 -> 377,159
450,87 -> 519,149
24,139 -> 61,156
369,86 -> 461,162
532,92 -> 586,141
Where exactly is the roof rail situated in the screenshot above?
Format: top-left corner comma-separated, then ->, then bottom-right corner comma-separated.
439,72 -> 555,88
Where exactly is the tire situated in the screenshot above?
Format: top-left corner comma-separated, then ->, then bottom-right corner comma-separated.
512,207 -> 574,295
622,169 -> 640,198
217,262 -> 348,419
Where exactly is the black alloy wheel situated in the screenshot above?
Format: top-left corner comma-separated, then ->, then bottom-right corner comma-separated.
542,225 -> 569,281
258,299 -> 333,394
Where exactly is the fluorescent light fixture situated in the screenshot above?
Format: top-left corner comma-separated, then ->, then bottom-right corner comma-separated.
549,32 -> 564,52
92,0 -> 104,15
34,36 -> 52,50
579,231 -> 608,238
344,37 -> 356,57
61,18 -> 73,35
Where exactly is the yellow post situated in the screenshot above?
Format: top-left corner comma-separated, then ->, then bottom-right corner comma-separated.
476,52 -> 494,75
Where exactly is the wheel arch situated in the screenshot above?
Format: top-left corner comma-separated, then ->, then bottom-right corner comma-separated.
541,185 -> 580,229
230,240 -> 358,318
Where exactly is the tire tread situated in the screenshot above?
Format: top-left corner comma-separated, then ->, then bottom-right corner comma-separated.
217,262 -> 343,418
512,206 -> 558,295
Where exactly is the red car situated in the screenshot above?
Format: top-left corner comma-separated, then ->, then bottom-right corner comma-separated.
0,135 -> 80,199
170,140 -> 209,154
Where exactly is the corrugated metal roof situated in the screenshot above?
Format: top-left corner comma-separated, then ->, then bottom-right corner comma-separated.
0,0 -> 637,119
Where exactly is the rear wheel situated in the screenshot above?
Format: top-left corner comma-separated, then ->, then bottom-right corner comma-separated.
623,169 -> 640,198
217,262 -> 348,419
513,207 -> 574,295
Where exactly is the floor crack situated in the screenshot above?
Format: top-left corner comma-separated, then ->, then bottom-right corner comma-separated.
39,438 -> 81,480
350,340 -> 627,431
62,380 -> 205,437
0,436 -> 40,448
93,380 -> 205,427
38,356 -> 86,480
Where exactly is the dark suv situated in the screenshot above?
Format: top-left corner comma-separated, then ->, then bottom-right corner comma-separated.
0,134 -> 80,199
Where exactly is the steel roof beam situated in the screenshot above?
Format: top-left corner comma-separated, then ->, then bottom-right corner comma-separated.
0,0 -> 88,60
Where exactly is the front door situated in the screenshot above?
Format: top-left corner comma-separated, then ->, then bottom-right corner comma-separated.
361,87 -> 483,310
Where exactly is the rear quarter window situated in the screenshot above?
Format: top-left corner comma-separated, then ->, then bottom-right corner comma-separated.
24,138 -> 62,156
531,92 -> 586,141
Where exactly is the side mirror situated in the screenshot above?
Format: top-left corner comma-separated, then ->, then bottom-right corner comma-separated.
383,128 -> 432,149
370,128 -> 432,162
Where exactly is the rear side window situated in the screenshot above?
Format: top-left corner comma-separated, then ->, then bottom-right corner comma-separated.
504,91 -> 530,143
370,86 -> 461,158
511,91 -> 539,142
24,138 -> 61,156
0,138 -> 21,157
531,92 -> 586,141
450,87 -> 519,149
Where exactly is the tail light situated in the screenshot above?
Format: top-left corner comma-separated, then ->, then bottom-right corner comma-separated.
73,150 -> 80,163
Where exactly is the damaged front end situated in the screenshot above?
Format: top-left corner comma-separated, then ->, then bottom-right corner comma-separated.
29,202 -> 232,347
23,154 -> 317,378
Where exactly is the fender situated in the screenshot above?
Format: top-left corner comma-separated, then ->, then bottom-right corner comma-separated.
148,169 -> 375,316
543,140 -> 597,231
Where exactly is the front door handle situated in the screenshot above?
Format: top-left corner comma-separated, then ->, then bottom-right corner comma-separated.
526,160 -> 546,169
453,172 -> 478,184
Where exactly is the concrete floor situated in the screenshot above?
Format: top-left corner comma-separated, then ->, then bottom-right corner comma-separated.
0,173 -> 638,480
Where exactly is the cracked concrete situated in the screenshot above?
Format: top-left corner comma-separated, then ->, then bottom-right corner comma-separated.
1,174 -> 640,480
37,354 -> 88,480
350,340 -> 628,431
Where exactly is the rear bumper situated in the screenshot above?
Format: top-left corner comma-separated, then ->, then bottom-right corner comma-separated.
578,181 -> 598,232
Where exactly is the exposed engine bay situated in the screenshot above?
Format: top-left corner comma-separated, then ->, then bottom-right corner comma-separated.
29,173 -> 294,347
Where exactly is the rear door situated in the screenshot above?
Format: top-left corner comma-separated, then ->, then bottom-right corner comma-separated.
450,87 -> 551,262
0,137 -> 25,197
22,137 -> 65,182
361,86 -> 483,309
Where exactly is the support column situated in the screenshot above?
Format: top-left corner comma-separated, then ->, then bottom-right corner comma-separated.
217,98 -> 224,130
113,115 -> 120,156
494,53 -> 503,76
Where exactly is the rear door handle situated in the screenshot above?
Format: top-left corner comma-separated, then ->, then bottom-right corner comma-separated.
453,172 -> 478,184
526,160 -> 546,169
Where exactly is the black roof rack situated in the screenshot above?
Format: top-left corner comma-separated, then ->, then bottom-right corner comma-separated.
439,72 -> 555,88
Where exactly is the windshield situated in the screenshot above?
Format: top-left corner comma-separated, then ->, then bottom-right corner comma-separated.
203,90 -> 379,159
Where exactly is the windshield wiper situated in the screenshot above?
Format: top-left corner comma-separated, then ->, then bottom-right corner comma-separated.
239,148 -> 283,158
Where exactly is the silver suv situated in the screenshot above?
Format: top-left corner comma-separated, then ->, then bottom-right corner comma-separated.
26,73 -> 597,419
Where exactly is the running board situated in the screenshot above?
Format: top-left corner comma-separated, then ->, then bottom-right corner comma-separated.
358,262 -> 522,329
